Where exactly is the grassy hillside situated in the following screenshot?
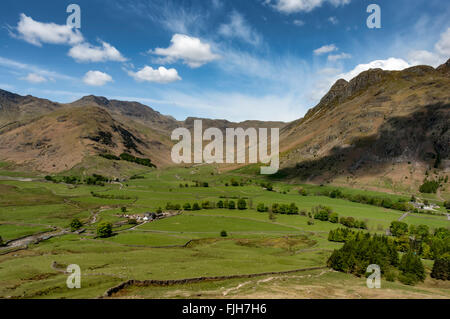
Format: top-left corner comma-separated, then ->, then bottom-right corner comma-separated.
0,165 -> 448,299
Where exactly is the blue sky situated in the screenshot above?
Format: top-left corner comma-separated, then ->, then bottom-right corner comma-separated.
0,0 -> 449,121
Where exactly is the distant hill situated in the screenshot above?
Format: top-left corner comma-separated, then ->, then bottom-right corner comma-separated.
0,59 -> 448,191
278,59 -> 450,192
0,89 -> 285,174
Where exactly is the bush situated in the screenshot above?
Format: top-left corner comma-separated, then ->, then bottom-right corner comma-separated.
339,216 -> 355,228
121,207 -> 127,213
201,201 -> 212,209
288,203 -> 299,215
183,203 -> 191,211
257,203 -> 268,212
385,267 -> 398,282
97,222 -> 113,238
228,200 -> 236,210
398,251 -> 425,284
329,213 -> 339,223
237,199 -> 247,210
390,221 -> 409,237
329,189 -> 343,198
271,203 -> 279,214
192,203 -> 201,211
70,218 -> 83,232
0,235 -> 4,247
312,205 -> 332,221
398,273 -> 418,285
220,230 -> 228,237
307,220 -> 314,225
231,178 -> 240,187
419,180 -> 439,194
128,219 -> 138,225
430,254 -> 450,280
444,201 -> 450,210
217,200 -> 224,208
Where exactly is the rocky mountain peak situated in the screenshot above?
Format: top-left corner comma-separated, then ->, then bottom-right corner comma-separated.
75,95 -> 111,107
437,58 -> 450,75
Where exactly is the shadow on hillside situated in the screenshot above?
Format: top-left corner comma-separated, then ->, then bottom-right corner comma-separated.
273,102 -> 449,181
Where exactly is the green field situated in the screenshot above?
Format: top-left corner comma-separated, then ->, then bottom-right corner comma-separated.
0,165 -> 448,299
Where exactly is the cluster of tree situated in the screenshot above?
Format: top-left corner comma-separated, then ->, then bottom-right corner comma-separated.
96,222 -> 113,238
85,174 -> 109,186
166,202 -> 182,210
419,180 -> 440,194
271,203 -> 299,215
328,233 -> 426,285
389,221 -> 450,261
45,175 -> 80,184
99,153 -> 156,168
119,153 -> 156,168
192,181 -> 209,187
181,199 -> 247,211
219,199 -> 247,210
320,189 -> 417,213
45,174 -> 109,186
327,233 -> 398,276
311,205 -> 367,229
339,217 -> 368,230
69,218 -> 83,232
328,228 -> 362,242
99,154 -> 120,160
90,191 -> 133,200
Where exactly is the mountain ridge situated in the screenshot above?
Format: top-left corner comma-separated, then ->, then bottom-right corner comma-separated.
0,59 -> 448,192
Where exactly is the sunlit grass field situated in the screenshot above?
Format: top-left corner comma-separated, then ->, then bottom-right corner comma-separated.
0,164 -> 448,299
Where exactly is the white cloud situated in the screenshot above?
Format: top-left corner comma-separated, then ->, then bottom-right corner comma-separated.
14,13 -> 83,46
22,73 -> 47,83
408,50 -> 441,67
155,89 -> 301,122
435,27 -> 450,56
314,44 -> 337,55
328,52 -> 351,62
218,11 -> 262,46
293,19 -> 305,26
339,58 -> 410,81
0,56 -> 75,81
68,41 -> 126,63
83,71 -> 113,86
266,0 -> 351,14
151,34 -> 220,68
128,66 -> 181,84
406,27 -> 450,67
328,16 -> 338,25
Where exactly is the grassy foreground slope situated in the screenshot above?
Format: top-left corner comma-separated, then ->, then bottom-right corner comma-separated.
0,165 -> 448,299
